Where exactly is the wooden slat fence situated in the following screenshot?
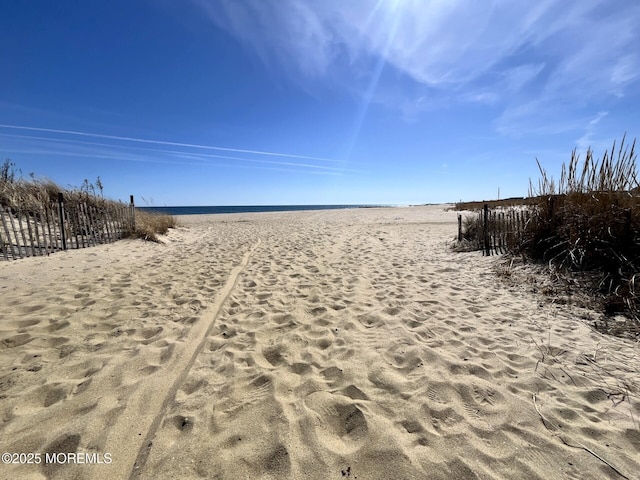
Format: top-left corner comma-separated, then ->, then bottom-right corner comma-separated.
458,203 -> 533,256
0,195 -> 135,261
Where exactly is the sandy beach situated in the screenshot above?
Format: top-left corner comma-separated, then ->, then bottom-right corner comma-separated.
0,205 -> 638,480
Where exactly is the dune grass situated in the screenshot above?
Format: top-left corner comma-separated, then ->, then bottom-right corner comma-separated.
524,136 -> 639,322
129,209 -> 179,242
0,168 -> 177,243
1,172 -> 117,213
457,136 -> 640,331
1,177 -> 64,212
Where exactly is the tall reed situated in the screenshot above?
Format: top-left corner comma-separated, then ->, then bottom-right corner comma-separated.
524,136 -> 639,319
457,136 -> 640,326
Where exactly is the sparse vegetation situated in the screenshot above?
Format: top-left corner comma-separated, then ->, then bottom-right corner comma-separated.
129,209 -> 179,242
0,161 -> 177,244
1,159 -> 20,183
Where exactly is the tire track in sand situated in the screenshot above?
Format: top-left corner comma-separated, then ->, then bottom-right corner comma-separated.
91,239 -> 261,480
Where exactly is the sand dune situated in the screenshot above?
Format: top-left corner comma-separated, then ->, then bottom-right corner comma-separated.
0,206 -> 638,479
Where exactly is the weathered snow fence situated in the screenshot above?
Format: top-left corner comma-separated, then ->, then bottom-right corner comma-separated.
0,195 -> 136,261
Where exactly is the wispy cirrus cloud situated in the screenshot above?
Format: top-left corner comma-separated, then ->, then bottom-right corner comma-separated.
191,0 -> 640,133
0,124 -> 342,162
192,0 -> 556,87
576,111 -> 609,151
192,0 -> 338,79
0,125 -> 354,176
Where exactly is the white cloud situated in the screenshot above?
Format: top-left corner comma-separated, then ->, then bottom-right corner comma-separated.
611,55 -> 640,95
194,0 -> 558,86
191,0 -> 640,128
192,0 -> 338,78
493,101 -> 585,137
539,4 -> 640,101
576,111 -> 609,151
500,64 -> 546,94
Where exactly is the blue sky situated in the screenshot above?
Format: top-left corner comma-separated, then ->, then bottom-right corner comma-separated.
1,1 -> 639,206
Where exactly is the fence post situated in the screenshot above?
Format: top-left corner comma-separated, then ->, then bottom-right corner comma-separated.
24,211 -> 37,256
130,195 -> 135,232
483,203 -> 490,256
33,210 -> 44,256
0,207 -> 17,260
40,207 -> 52,254
457,214 -> 462,242
57,192 -> 67,250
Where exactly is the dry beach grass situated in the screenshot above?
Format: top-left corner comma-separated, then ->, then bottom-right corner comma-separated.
0,206 -> 639,479
458,137 -> 640,332
0,171 -> 177,246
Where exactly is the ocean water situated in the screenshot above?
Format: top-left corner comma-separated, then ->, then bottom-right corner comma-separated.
139,205 -> 390,216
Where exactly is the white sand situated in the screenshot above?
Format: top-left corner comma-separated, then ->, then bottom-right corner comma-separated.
0,205 -> 638,479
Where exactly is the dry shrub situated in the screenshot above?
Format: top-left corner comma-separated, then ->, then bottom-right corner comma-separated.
456,136 -> 640,331
128,209 -> 178,242
1,175 -> 177,244
0,178 -> 63,212
524,137 -> 639,319
1,177 -> 120,213
455,213 -> 485,251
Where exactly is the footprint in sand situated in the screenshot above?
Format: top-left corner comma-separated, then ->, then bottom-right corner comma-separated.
41,434 -> 81,477
1,334 -> 33,348
261,345 -> 286,367
304,391 -> 369,454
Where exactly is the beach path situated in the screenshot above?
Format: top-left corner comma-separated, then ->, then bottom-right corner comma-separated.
0,206 -> 638,480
